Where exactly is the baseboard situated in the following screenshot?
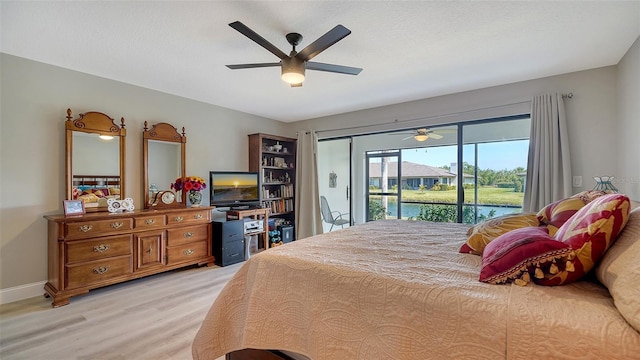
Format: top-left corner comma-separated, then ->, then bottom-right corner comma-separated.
0,281 -> 47,305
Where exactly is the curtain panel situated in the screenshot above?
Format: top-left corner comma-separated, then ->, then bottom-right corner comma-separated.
523,93 -> 573,212
295,130 -> 323,239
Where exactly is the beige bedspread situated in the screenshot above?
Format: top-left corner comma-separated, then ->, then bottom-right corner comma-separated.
192,219 -> 640,359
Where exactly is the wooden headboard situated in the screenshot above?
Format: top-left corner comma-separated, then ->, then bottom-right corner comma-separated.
72,175 -> 120,187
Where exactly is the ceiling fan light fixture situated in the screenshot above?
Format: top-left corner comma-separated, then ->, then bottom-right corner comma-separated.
281,57 -> 305,85
414,134 -> 429,142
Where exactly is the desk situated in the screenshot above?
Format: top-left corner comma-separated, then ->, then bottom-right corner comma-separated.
226,208 -> 270,250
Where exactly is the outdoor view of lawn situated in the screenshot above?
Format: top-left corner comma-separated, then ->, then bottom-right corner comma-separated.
402,186 -> 524,206
370,186 -> 525,223
367,144 -> 529,223
369,180 -> 526,223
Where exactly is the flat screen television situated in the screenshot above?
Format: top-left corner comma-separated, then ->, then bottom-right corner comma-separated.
209,171 -> 260,208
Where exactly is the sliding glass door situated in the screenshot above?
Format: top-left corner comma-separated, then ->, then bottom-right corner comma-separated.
461,117 -> 530,223
366,150 -> 400,220
317,138 -> 351,232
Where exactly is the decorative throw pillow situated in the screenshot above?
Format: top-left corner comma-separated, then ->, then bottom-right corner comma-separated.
479,226 -> 573,286
596,206 -> 640,332
540,193 -> 631,285
459,213 -> 540,255
537,190 -> 607,236
480,194 -> 630,286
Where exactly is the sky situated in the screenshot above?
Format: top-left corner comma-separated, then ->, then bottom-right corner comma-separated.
401,140 -> 529,171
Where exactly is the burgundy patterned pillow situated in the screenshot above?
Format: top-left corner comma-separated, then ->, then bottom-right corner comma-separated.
538,194 -> 631,285
479,226 -> 572,286
537,190 -> 607,236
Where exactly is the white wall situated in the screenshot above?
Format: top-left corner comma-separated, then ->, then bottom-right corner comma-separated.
294,64 -> 636,221
616,36 -> 640,200
0,53 -> 292,294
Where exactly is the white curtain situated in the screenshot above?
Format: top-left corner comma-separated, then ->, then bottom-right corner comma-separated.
523,93 -> 572,212
295,130 -> 323,239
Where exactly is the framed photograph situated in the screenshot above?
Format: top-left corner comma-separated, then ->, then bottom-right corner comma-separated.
274,157 -> 286,168
63,200 -> 85,216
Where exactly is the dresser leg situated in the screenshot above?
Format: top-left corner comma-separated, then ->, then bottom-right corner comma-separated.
51,296 -> 71,308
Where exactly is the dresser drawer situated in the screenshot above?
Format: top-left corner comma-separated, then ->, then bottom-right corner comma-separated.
134,214 -> 166,230
66,256 -> 132,289
66,235 -> 132,264
166,241 -> 208,265
64,218 -> 134,240
166,210 -> 210,225
166,224 -> 209,246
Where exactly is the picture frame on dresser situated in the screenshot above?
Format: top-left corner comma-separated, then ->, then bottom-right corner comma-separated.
63,200 -> 85,216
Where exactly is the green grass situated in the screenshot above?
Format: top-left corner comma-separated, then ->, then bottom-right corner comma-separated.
373,186 -> 524,206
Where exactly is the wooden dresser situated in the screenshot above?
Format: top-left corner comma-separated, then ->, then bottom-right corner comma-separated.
44,207 -> 214,307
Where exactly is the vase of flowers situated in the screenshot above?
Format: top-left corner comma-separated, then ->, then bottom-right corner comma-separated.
188,190 -> 203,207
171,176 -> 207,207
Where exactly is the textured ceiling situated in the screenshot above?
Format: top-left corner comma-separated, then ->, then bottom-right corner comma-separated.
2,1 -> 639,122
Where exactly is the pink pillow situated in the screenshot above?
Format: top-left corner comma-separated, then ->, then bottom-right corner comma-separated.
480,193 -> 631,286
536,190 -> 607,236
479,227 -> 572,285
538,193 -> 631,285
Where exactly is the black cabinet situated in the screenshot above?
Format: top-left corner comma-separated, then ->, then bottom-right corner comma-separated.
279,225 -> 294,244
212,220 -> 245,266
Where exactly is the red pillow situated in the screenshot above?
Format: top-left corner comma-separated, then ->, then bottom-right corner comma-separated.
539,193 -> 631,285
480,194 -> 631,287
479,227 -> 573,285
536,190 -> 607,236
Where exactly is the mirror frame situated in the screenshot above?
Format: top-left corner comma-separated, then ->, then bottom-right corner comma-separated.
142,121 -> 187,209
65,108 -> 126,212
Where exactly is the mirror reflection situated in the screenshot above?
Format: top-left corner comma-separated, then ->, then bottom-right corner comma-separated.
66,109 -> 126,212
142,121 -> 186,208
72,132 -> 121,209
147,140 -> 181,202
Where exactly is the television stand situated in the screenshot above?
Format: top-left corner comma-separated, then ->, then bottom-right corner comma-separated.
226,208 -> 270,250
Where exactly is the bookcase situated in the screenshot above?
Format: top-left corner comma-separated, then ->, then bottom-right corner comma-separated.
248,133 -> 296,237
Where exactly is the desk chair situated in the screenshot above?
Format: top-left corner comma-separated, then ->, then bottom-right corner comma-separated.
320,196 -> 350,231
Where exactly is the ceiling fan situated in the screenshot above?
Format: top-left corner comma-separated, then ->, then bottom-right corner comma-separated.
226,21 -> 362,87
398,128 -> 446,142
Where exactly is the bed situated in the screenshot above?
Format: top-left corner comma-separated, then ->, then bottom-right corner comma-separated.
193,199 -> 640,359
72,174 -> 121,207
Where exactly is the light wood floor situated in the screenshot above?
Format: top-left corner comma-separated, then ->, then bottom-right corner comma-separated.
0,263 -> 243,360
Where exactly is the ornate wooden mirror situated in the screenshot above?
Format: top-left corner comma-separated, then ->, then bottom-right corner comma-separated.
65,108 -> 126,212
142,121 -> 186,209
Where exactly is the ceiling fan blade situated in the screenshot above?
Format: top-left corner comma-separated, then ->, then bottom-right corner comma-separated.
226,62 -> 281,69
401,135 -> 414,141
295,25 -> 351,61
428,133 -> 443,140
229,21 -> 288,60
307,62 -> 362,75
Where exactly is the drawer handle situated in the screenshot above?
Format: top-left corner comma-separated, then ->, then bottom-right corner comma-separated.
145,219 -> 156,225
184,232 -> 194,238
194,214 -> 203,219
93,244 -> 110,253
184,249 -> 195,256
79,224 -> 93,232
93,266 -> 109,275
147,246 -> 153,255
174,216 -> 184,222
111,222 -> 124,229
